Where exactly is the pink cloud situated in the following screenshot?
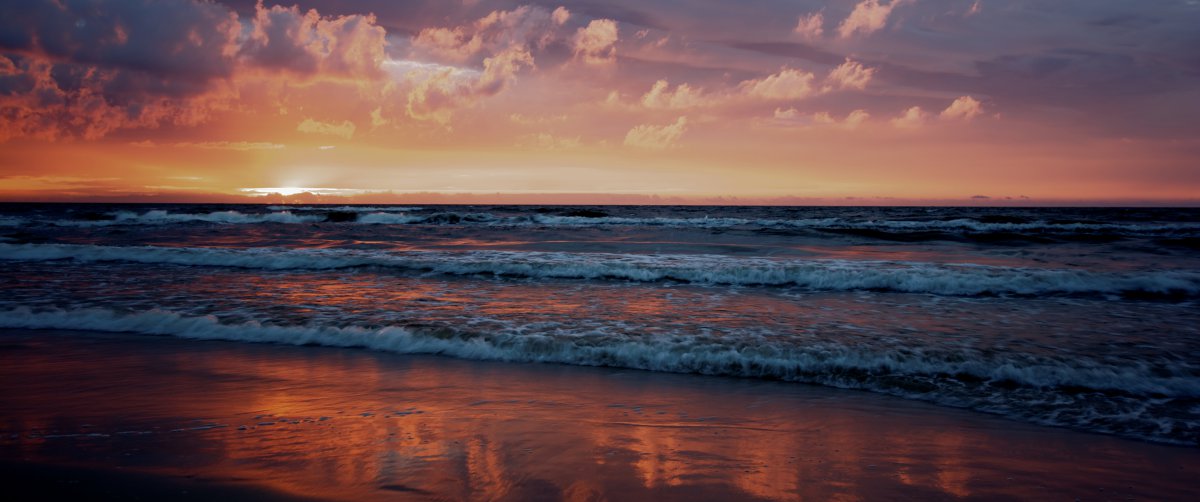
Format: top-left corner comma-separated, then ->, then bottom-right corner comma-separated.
794,12 -> 825,40
940,96 -> 984,121
403,46 -> 534,124
573,19 -> 619,65
891,106 -> 927,128
640,80 -> 708,109
772,108 -> 870,130
824,59 -> 875,91
739,67 -> 817,100
552,7 -> 571,26
410,5 -> 566,64
242,2 -> 386,79
838,0 -> 909,39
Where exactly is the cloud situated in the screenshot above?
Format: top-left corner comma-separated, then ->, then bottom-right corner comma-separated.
0,54 -> 232,141
0,0 -> 390,141
739,60 -> 874,102
794,13 -> 824,40
403,46 -> 534,124
133,140 -> 285,150
824,58 -> 875,91
739,67 -> 817,100
552,7 -> 571,26
967,1 -> 983,17
410,5 -> 566,64
510,113 -> 568,125
641,80 -> 708,109
573,19 -> 619,65
624,116 -> 688,149
402,5 -> 581,124
774,107 -> 801,120
0,0 -> 240,86
891,106 -> 927,128
297,118 -> 356,139
370,107 -> 389,128
843,109 -> 870,129
520,132 -> 582,150
940,96 -> 984,121
410,27 -> 485,63
773,108 -> 869,130
838,0 -> 908,39
242,2 -> 387,79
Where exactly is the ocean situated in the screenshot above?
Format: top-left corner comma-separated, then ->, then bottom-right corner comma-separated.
1,203 -> 1198,446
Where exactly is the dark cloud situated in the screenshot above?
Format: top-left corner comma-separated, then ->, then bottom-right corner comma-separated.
0,0 -> 241,84
0,0 -> 389,141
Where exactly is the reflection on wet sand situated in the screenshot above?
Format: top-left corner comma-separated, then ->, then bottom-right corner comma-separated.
2,329 -> 1198,501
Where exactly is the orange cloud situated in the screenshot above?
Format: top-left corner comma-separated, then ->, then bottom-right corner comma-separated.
519,133 -> 582,150
773,108 -> 870,130
824,59 -> 875,91
624,116 -> 688,150
739,68 -> 817,100
891,106 -> 927,128
940,96 -> 984,121
410,5 -> 567,64
0,0 -> 389,142
640,80 -> 708,109
296,118 -> 356,139
838,0 -> 909,38
402,46 -> 534,125
573,20 -> 619,65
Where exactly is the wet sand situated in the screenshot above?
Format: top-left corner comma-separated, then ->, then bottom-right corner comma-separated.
1,328 -> 1198,501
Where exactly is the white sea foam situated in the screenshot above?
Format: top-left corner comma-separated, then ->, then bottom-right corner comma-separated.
352,212 -> 1200,235
56,210 -> 323,226
2,242 -> 1198,297
1,306 -> 1195,396
21,207 -> 1200,235
2,306 -> 1196,443
268,205 -> 422,212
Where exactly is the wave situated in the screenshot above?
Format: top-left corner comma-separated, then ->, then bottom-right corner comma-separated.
3,242 -> 1198,298
12,208 -> 1198,236
2,306 -> 1196,444
346,212 -> 1200,237
54,209 -> 323,226
267,205 -> 422,212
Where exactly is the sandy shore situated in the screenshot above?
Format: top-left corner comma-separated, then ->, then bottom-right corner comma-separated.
1,328 -> 1197,501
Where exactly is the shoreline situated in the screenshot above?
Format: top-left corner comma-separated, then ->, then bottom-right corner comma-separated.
2,328 -> 1198,500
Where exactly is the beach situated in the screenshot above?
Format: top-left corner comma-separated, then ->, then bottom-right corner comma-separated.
3,328 -> 1197,501
5,0 -> 1200,498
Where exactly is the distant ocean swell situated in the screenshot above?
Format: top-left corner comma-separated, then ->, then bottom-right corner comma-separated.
13,208 -> 1200,236
2,306 -> 1196,444
2,243 -> 1198,298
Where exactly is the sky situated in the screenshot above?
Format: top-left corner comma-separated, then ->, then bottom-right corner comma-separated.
1,0 -> 1198,204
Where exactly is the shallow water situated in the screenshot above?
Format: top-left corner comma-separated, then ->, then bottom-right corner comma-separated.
3,330 -> 1199,501
1,203 -> 1198,444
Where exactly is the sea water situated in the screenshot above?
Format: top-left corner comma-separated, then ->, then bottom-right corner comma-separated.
1,204 -> 1197,444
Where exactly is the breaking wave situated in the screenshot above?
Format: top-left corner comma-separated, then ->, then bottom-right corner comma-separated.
267,205 -> 423,212
2,306 -> 1196,444
9,207 -> 1197,237
55,209 -> 323,226
2,242 -> 1197,298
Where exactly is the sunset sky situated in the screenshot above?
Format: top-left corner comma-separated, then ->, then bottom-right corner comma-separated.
1,0 -> 1198,204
